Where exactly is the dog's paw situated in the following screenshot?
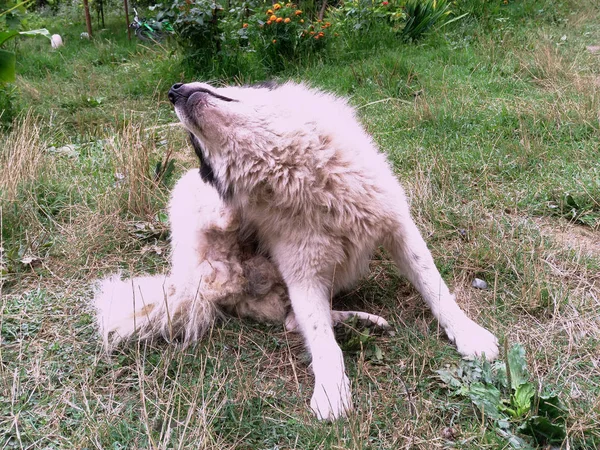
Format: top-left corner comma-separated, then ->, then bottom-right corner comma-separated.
310,374 -> 353,421
448,318 -> 499,361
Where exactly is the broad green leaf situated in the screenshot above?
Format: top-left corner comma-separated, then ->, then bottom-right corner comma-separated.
0,30 -> 19,46
512,382 -> 535,417
0,48 -> 16,83
436,368 -> 463,389
537,394 -> 566,421
468,382 -> 504,420
507,343 -> 529,389
518,416 -> 566,444
19,28 -> 51,40
371,344 -> 383,361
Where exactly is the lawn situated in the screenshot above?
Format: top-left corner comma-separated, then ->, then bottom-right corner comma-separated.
1,0 -> 599,448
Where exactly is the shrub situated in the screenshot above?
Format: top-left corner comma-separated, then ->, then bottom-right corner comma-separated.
154,0 -> 223,65
248,2 -> 333,71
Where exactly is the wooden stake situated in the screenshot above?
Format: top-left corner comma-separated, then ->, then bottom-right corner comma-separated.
124,0 -> 131,41
82,0 -> 93,37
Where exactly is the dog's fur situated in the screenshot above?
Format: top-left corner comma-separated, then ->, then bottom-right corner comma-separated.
95,169 -> 390,349
95,169 -> 289,349
168,81 -> 499,420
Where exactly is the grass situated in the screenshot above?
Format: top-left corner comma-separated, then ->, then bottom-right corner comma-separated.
1,0 -> 599,448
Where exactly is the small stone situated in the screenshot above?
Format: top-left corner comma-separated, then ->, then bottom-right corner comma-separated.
441,426 -> 458,440
587,45 -> 600,54
472,278 -> 488,290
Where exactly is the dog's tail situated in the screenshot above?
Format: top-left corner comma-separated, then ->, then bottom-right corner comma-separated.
93,273 -> 217,350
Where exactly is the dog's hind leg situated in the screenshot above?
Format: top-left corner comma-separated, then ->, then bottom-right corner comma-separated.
331,310 -> 391,330
385,215 -> 499,360
285,310 -> 391,332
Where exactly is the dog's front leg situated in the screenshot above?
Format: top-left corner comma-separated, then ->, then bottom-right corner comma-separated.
286,282 -> 352,420
386,215 -> 499,360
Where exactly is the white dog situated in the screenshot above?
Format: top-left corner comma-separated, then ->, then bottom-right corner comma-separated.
168,81 -> 499,420
95,169 -> 390,349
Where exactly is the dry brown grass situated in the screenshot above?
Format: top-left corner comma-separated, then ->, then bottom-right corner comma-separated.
519,42 -> 600,126
0,111 -> 44,203
106,122 -> 166,219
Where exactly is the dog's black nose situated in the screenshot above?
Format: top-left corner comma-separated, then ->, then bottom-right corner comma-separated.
168,83 -> 185,104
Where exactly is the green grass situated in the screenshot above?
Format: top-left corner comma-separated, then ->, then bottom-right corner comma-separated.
1,0 -> 600,448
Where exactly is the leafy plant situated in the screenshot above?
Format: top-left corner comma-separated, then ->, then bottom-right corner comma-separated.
152,0 -> 223,65
1,1 -> 51,124
400,0 -> 462,41
437,344 -> 567,448
334,0 -> 405,34
546,192 -> 600,229
0,28 -> 51,83
1,0 -> 51,83
336,315 -> 386,363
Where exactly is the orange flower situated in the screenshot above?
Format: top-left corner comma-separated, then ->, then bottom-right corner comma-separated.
267,9 -> 273,14
272,39 -> 277,43
284,17 -> 291,23
318,32 -> 324,37
273,3 -> 281,10
295,9 -> 302,15
276,17 -> 283,23
300,19 -> 304,23
266,20 -> 272,25
270,14 -> 277,21
242,23 -> 248,28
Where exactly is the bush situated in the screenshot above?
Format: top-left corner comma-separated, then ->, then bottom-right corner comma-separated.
248,2 -> 333,71
156,0 -> 223,64
147,0 -> 465,77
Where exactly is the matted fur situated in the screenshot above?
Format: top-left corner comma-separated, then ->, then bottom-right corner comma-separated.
168,81 -> 500,420
94,170 -> 289,349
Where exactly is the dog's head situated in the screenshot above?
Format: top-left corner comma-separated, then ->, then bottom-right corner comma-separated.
168,82 -> 271,147
168,81 -> 366,202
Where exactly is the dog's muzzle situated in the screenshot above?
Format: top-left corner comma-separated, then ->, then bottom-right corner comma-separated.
168,83 -> 186,105
168,83 -> 238,105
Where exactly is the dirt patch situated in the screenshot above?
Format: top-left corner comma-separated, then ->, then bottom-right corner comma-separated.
534,217 -> 600,258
